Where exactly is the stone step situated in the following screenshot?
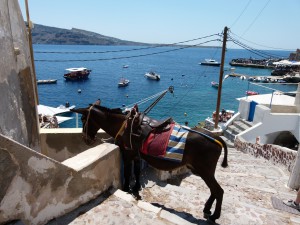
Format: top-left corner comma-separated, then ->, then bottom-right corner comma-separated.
222,119 -> 253,143
220,135 -> 234,148
227,124 -> 244,135
232,120 -> 252,131
223,129 -> 236,142
239,119 -> 254,128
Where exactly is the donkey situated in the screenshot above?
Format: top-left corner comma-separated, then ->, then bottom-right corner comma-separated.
72,104 -> 228,223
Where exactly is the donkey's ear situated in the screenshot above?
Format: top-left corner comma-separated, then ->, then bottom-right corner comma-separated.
71,108 -> 88,115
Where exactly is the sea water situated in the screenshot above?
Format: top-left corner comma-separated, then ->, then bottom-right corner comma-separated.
34,45 -> 295,127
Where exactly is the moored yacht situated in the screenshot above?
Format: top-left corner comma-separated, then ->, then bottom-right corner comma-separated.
145,71 -> 160,81
199,59 -> 221,66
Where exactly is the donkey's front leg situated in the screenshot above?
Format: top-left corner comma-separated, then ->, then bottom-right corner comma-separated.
132,158 -> 141,192
123,160 -> 132,192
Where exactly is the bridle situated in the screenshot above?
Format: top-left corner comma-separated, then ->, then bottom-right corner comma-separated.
114,106 -> 140,150
82,105 -> 97,145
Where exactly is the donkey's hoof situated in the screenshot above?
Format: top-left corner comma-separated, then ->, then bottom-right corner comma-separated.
207,217 -> 216,224
132,185 -> 141,193
203,212 -> 211,219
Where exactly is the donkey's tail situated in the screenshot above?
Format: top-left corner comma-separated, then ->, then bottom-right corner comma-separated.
216,136 -> 228,168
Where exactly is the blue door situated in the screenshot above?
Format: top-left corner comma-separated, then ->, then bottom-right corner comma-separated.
248,101 -> 258,122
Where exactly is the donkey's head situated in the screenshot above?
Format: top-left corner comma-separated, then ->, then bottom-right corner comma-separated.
71,106 -> 100,145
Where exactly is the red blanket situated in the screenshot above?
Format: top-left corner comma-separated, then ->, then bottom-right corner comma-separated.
141,123 -> 174,157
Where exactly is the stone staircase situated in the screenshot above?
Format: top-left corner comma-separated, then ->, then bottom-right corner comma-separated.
223,119 -> 253,143
46,147 -> 297,225
47,168 -> 200,225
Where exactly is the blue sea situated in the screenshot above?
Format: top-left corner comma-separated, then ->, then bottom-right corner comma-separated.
34,45 -> 296,128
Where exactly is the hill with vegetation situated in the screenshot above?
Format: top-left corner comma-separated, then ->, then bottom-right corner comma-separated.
31,24 -> 148,45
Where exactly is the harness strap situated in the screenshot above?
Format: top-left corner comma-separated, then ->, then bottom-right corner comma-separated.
84,105 -> 94,140
114,120 -> 127,142
181,125 -> 224,148
114,107 -> 136,145
129,112 -> 140,150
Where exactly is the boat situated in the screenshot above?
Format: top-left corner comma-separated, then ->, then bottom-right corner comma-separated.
118,78 -> 130,87
123,65 -> 129,68
211,81 -> 219,88
282,73 -> 300,83
37,79 -> 57,85
199,59 -> 220,66
63,67 -> 91,81
145,71 -> 160,81
246,90 -> 259,96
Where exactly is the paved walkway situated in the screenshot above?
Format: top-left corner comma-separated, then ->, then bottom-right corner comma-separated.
49,147 -> 300,225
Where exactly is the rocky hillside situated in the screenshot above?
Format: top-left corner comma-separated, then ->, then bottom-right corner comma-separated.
31,24 -> 147,45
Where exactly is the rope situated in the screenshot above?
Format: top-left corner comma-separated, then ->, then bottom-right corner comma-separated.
144,89 -> 169,115
121,86 -> 173,114
122,90 -> 167,110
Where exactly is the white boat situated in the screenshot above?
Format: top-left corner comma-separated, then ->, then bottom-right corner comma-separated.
37,104 -> 73,128
57,104 -> 76,112
37,79 -> 57,85
145,71 -> 160,81
118,78 -> 130,87
199,59 -> 221,66
211,81 -> 219,88
38,104 -> 75,116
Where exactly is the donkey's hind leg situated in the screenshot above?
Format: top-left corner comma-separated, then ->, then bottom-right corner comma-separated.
203,195 -> 215,219
204,176 -> 224,223
194,167 -> 223,223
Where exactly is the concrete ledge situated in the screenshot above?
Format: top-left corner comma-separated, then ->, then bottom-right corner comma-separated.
0,133 -> 122,225
62,143 -> 119,171
40,128 -> 111,162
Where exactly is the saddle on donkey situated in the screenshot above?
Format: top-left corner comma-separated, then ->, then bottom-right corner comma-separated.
124,105 -> 188,162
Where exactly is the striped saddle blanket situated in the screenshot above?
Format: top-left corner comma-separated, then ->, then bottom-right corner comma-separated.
141,123 -> 189,162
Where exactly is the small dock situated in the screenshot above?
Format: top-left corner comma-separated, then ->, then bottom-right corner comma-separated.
226,72 -> 283,80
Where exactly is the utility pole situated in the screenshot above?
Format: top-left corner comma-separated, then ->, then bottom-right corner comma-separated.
214,26 -> 228,129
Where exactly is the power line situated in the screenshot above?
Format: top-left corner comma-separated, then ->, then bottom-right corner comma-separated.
230,0 -> 252,28
229,31 -> 294,51
34,34 -> 220,54
159,31 -> 225,119
35,39 -> 221,62
228,34 -> 287,59
241,0 -> 271,36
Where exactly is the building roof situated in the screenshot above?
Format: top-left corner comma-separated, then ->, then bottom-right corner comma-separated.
237,93 -> 295,106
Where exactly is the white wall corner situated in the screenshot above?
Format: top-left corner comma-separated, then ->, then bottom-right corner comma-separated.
253,105 -> 271,124
238,99 -> 251,120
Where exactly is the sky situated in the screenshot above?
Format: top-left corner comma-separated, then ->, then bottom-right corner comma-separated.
19,0 -> 300,50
